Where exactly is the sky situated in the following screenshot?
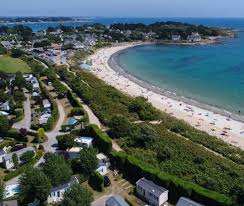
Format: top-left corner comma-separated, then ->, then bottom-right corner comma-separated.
1,0 -> 244,17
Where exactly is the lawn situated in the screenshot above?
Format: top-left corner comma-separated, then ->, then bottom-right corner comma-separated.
0,55 -> 31,73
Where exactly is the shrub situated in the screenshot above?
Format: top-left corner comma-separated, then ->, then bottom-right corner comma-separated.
89,171 -> 104,192
20,151 -> 35,162
110,151 -> 233,206
71,107 -> 85,116
86,124 -> 112,154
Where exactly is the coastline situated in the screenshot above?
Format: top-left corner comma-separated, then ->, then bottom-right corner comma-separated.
89,43 -> 244,150
0,20 -> 92,25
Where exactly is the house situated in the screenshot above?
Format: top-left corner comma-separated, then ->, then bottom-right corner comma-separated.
2,200 -> 18,206
39,116 -> 49,125
96,153 -> 109,176
136,178 -> 168,206
96,161 -> 108,176
2,147 -> 35,169
47,175 -> 79,204
43,99 -> 51,108
0,150 -> 6,163
187,32 -> 201,42
74,136 -> 93,148
66,147 -> 82,159
172,35 -> 181,41
105,195 -> 129,206
176,197 -> 204,206
1,41 -> 14,50
96,153 -> 109,166
0,111 -> 9,116
0,101 -> 10,111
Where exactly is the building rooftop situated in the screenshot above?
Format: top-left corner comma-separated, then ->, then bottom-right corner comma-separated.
106,195 -> 129,206
176,197 -> 204,206
136,178 -> 168,197
3,147 -> 35,161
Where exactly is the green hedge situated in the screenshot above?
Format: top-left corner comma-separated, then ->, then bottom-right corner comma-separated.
67,90 -> 89,124
86,124 -> 112,154
88,171 -> 104,192
109,151 -> 233,206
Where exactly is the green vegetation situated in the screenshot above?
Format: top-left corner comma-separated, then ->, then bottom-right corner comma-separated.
0,56 -> 31,73
61,184 -> 93,206
4,150 -> 43,181
20,151 -> 35,163
72,148 -> 98,176
42,153 -> 72,187
20,168 -> 51,205
57,67 -> 244,205
85,124 -> 112,154
89,171 -> 104,192
110,151 -> 233,206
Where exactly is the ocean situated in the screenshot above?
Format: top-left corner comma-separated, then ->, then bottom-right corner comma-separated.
114,18 -> 244,116
2,17 -> 244,115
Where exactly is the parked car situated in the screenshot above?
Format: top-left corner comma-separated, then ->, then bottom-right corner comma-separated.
104,176 -> 111,187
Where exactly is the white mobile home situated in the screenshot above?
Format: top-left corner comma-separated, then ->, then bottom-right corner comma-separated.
47,176 -> 79,204
136,178 -> 168,206
176,197 -> 204,206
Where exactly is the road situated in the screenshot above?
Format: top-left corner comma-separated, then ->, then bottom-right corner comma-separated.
91,195 -> 113,206
6,99 -> 67,186
12,93 -> 32,130
44,99 -> 67,153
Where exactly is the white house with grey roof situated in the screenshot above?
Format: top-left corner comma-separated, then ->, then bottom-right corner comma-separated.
47,175 -> 79,204
136,178 -> 168,206
2,147 -> 35,169
176,197 -> 204,206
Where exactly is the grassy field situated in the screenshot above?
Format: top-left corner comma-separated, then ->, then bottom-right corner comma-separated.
0,55 -> 31,73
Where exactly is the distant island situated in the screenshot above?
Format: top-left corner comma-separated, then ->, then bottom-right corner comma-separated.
0,16 -> 92,24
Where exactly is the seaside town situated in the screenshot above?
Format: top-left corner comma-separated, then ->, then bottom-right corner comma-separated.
0,17 -> 243,206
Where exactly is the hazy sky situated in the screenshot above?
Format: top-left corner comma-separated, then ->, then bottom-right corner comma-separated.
1,0 -> 244,17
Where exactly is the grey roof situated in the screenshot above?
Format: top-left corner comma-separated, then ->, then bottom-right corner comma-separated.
3,147 -> 35,161
106,195 -> 129,206
176,197 -> 204,206
2,200 -> 18,206
136,178 -> 168,197
0,150 -> 5,155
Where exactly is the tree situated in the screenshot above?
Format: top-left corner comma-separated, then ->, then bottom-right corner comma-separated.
11,48 -> 24,58
74,148 -> 98,176
57,134 -> 75,150
20,151 -> 35,163
0,115 -> 9,134
42,153 -> 72,187
61,184 -> 93,206
0,90 -> 9,103
12,71 -> 26,90
37,128 -> 45,140
20,168 -> 51,205
19,128 -> 27,138
89,172 -> 104,192
13,90 -> 26,102
12,153 -> 19,169
0,179 -> 5,202
109,115 -> 132,138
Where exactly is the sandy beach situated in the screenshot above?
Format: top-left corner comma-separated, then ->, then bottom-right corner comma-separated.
89,43 -> 244,150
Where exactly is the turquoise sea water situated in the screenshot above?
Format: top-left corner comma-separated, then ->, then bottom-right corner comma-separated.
2,17 -> 244,115
117,33 -> 244,115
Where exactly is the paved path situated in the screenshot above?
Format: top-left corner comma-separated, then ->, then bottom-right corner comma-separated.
92,195 -> 113,206
45,99 -> 67,153
12,93 -> 31,130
